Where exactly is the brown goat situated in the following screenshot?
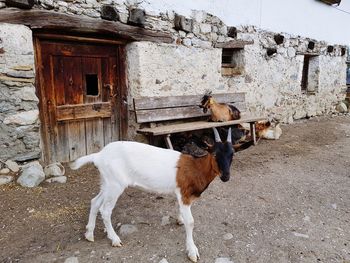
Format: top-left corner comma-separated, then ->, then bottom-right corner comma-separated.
200,92 -> 241,122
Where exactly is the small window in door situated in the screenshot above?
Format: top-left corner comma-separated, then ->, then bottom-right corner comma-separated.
85,74 -> 99,96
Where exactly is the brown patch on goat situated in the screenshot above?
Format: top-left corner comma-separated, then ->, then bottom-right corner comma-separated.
176,154 -> 220,205
201,94 -> 241,122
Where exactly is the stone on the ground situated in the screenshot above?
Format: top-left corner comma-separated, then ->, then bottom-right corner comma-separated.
215,257 -> 234,263
5,160 -> 19,172
64,257 -> 79,263
223,233 -> 233,240
44,162 -> 65,177
119,224 -> 138,236
45,176 -> 67,184
159,258 -> 169,263
17,161 -> 45,187
336,102 -> 347,113
161,215 -> 171,226
0,168 -> 10,175
292,232 -> 309,238
0,175 -> 14,185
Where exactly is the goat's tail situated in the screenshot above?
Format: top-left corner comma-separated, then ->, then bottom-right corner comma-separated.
69,153 -> 98,170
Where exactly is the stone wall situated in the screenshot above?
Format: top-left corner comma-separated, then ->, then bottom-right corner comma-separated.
0,23 -> 40,162
0,1 -> 347,162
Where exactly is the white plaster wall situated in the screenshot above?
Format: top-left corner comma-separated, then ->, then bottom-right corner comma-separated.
138,0 -> 350,45
127,41 -> 221,98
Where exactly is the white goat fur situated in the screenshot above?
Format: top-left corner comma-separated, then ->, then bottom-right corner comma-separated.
70,141 -> 201,262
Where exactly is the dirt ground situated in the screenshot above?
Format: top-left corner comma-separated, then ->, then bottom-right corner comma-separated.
1,115 -> 350,263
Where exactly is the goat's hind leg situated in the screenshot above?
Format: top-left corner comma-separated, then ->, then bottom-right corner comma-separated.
99,184 -> 125,247
85,191 -> 103,242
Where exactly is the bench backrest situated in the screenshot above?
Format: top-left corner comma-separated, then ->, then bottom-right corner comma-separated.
133,93 -> 246,124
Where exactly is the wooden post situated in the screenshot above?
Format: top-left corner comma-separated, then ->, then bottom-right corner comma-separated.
250,122 -> 257,145
164,134 -> 173,149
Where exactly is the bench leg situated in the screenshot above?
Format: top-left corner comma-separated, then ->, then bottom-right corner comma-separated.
148,135 -> 155,146
165,134 -> 174,150
250,122 -> 257,145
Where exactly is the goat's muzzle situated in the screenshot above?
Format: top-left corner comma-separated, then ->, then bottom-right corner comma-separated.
220,172 -> 230,182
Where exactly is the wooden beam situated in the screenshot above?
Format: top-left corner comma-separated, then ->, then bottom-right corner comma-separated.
0,9 -> 173,44
56,102 -> 112,121
296,52 -> 320,56
215,40 -> 254,49
137,116 -> 267,136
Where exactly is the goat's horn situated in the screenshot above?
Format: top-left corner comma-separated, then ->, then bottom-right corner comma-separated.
213,127 -> 221,142
227,128 -> 232,143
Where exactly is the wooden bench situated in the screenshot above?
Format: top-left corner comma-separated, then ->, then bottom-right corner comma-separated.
133,93 -> 266,149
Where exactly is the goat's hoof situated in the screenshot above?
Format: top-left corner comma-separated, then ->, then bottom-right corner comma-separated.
112,240 -> 123,247
188,246 -> 200,262
85,233 -> 94,242
112,242 -> 122,247
177,220 -> 184,226
188,255 -> 198,263
177,216 -> 184,225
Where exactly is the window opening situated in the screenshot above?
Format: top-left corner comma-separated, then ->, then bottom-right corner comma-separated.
301,55 -> 319,94
308,41 -> 315,50
267,48 -> 277,57
221,48 -> 245,76
85,74 -> 99,96
274,34 -> 284,45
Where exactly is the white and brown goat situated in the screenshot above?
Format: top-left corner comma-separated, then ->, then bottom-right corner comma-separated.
70,128 -> 234,262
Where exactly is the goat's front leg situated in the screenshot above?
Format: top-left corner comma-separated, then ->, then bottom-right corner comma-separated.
178,203 -> 199,262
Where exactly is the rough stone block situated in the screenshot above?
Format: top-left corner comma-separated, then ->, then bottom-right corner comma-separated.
44,162 -> 65,177
0,175 -> 13,185
336,102 -> 347,113
5,160 -> 19,172
200,23 -> 211,34
3,110 -> 39,125
174,14 -> 192,33
17,161 -> 45,187
6,70 -> 35,78
13,150 -> 41,162
128,8 -> 145,27
0,168 -> 10,175
5,0 -> 34,9
219,26 -> 227,36
45,176 -> 67,183
14,86 -> 39,102
101,4 -> 119,21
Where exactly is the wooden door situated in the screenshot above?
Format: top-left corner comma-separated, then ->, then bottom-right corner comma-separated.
35,38 -> 127,163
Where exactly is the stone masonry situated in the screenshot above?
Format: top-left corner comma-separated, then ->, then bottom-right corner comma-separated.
0,24 -> 40,162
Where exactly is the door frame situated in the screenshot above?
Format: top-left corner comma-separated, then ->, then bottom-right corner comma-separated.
33,33 -> 128,164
